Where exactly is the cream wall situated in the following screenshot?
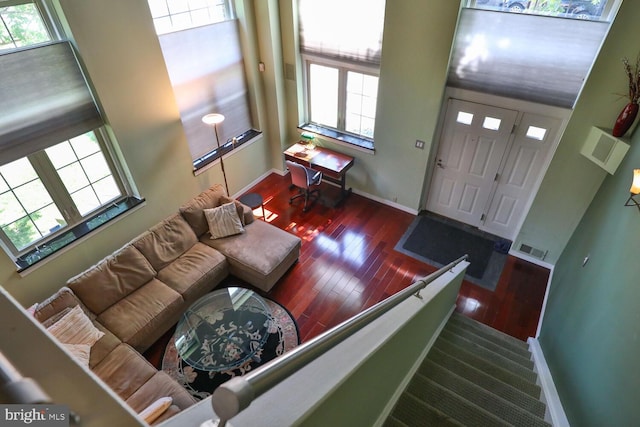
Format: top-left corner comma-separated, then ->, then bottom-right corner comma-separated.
0,0 -> 272,305
278,0 -> 461,208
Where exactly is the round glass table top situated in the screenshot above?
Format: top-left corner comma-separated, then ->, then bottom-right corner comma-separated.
174,287 -> 271,372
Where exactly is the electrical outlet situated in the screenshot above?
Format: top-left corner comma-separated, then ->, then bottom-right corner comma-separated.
415,140 -> 425,149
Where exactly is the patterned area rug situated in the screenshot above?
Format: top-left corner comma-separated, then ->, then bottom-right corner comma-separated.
162,298 -> 299,400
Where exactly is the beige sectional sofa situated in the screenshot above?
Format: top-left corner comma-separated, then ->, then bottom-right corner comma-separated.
33,184 -> 301,423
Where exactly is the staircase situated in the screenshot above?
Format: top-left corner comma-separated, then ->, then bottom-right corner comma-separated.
385,312 -> 551,427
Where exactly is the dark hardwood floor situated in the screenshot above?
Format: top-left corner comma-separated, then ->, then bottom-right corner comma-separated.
245,173 -> 549,342
145,172 -> 550,368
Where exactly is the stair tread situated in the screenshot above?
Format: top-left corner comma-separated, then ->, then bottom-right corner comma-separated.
382,415 -> 409,427
427,347 -> 546,418
439,330 -> 538,383
388,392 -> 465,427
420,359 -> 550,427
451,312 -> 529,351
434,336 -> 541,397
408,375 -> 511,426
445,322 -> 534,367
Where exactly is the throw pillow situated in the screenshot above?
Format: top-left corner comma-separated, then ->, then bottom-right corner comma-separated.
138,396 -> 173,424
204,202 -> 245,239
46,305 -> 105,347
63,343 -> 91,368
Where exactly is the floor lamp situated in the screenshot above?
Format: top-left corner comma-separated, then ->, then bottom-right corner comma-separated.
202,113 -> 229,195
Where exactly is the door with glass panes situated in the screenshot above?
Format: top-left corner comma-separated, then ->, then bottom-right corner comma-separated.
426,99 -> 560,240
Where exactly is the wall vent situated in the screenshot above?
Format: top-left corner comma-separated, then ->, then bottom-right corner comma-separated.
580,127 -> 630,175
519,243 -> 547,260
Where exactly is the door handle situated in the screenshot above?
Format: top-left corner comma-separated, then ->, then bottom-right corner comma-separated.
436,159 -> 445,169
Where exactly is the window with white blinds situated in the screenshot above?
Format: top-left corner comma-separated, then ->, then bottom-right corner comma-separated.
448,8 -> 610,108
298,0 -> 386,148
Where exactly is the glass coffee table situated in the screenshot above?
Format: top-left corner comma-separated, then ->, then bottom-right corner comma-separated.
174,287 -> 271,372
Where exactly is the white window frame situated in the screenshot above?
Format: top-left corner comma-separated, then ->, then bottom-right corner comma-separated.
0,0 -> 137,267
303,54 -> 379,143
0,130 -> 130,258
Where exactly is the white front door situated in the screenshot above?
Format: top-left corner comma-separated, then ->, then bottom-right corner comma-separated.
426,99 -> 518,228
481,112 -> 561,239
426,99 -> 562,240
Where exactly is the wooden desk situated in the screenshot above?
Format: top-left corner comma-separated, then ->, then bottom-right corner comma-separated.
284,142 -> 354,206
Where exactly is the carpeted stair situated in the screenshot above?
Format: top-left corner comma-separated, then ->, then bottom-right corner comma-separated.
385,312 -> 550,426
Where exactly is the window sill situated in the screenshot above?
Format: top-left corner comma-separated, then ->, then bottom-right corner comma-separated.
193,128 -> 262,173
299,123 -> 375,152
15,196 -> 145,273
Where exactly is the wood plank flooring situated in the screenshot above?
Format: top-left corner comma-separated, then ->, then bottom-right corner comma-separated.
242,172 -> 550,342
144,172 -> 551,369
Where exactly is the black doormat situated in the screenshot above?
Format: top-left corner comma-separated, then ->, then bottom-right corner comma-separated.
162,298 -> 299,400
394,213 -> 511,291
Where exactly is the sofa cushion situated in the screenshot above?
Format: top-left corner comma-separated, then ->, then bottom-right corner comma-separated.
156,242 -> 228,305
89,322 -> 122,368
204,202 -> 245,239
201,219 -> 301,292
92,343 -> 157,400
179,184 -> 227,236
132,213 -> 198,271
68,245 -> 157,315
97,279 -> 183,352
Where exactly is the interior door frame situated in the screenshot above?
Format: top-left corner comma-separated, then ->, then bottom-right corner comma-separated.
422,87 -> 571,242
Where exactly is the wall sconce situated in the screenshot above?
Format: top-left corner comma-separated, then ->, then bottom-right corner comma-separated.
202,113 -> 229,195
624,169 -> 640,211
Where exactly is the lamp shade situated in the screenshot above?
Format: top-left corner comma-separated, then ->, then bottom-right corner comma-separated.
202,113 -> 225,126
630,169 -> 640,195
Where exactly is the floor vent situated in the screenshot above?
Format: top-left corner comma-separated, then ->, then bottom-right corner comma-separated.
519,243 -> 547,260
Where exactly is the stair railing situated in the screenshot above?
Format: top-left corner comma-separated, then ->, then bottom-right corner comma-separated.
210,254 -> 468,426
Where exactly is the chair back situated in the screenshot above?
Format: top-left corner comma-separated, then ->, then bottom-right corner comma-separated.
286,161 -> 310,189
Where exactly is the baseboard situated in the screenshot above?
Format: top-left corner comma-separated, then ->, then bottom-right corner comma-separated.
535,265 -> 554,338
351,188 -> 419,215
528,338 -> 570,427
231,168 -> 283,198
257,168 -> 419,215
373,304 -> 455,427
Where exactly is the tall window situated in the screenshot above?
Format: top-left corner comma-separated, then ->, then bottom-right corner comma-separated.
0,1 -> 137,270
148,0 -> 259,172
298,0 -> 386,150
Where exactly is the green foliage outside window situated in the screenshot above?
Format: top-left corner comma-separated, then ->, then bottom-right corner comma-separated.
0,3 -> 50,49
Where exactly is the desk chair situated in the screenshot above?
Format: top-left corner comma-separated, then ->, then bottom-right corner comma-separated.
286,160 -> 322,212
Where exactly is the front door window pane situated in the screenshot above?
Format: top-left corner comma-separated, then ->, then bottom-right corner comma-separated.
309,64 -> 339,128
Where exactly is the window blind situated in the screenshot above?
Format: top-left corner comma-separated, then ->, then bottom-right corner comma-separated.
448,9 -> 609,108
158,20 -> 252,161
0,42 -> 103,166
298,0 -> 386,66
